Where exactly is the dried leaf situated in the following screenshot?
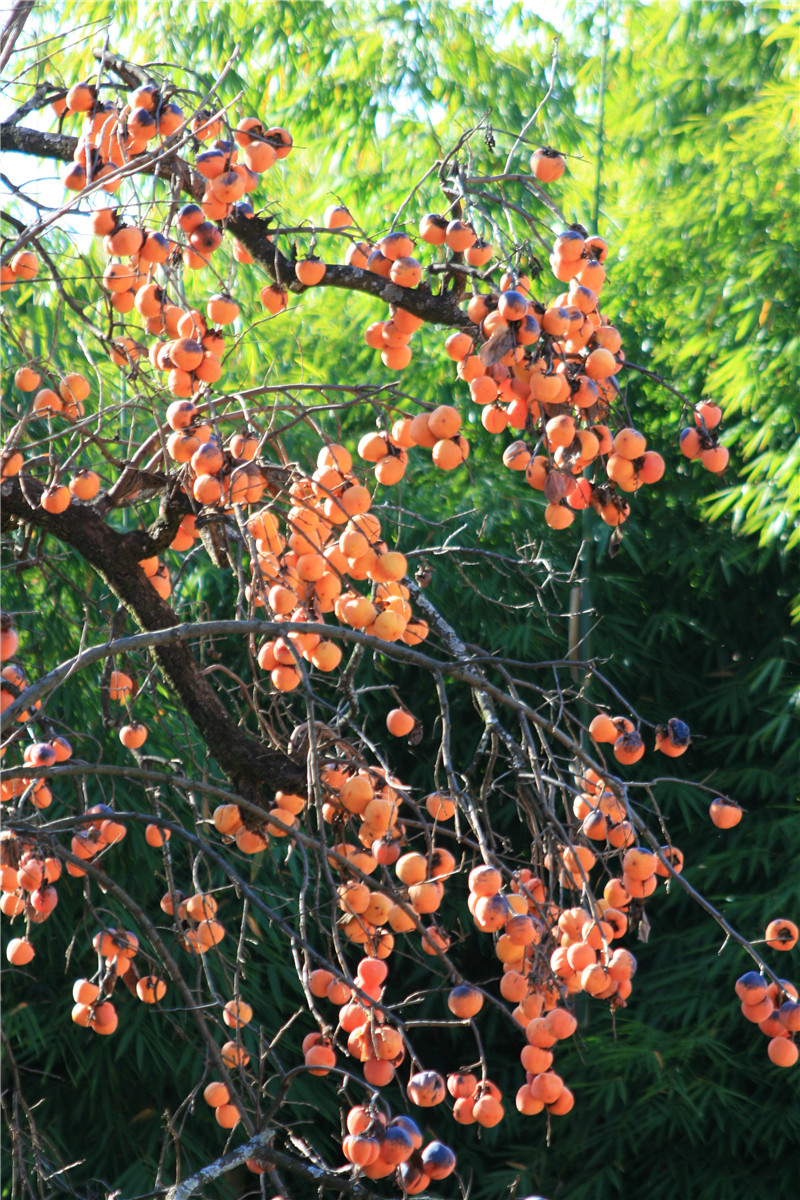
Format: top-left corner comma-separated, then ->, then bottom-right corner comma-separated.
415,562 -> 433,588
479,328 -> 516,366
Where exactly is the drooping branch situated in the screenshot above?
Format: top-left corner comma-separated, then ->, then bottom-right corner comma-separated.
227,212 -> 475,327
48,842 -> 257,1138
0,581 -> 602,782
162,1129 -> 388,1200
1,119 -> 477,331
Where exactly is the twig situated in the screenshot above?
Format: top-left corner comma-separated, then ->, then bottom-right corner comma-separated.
503,35 -> 560,176
0,0 -> 35,75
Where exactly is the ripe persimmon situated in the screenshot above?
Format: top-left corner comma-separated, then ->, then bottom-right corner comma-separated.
40,485 -> 71,514
497,290 -> 527,321
432,435 -> 469,470
638,450 -> 665,484
767,1037 -> 798,1067
72,978 -> 99,1005
422,1142 -> 456,1180
263,125 -> 291,158
119,722 -> 147,749
207,293 -> 239,324
419,213 -> 448,244
407,1070 -> 445,1107
69,470 -> 100,500
385,708 -> 414,737
136,976 -> 167,1003
143,823 -> 168,848
324,204 -> 353,229
613,729 -> 645,765
223,998 -> 253,1027
585,347 -> 617,379
701,445 -> 729,473
90,1001 -> 118,1035
0,451 -> 23,477
680,427 -> 702,459
453,1095 -> 476,1124
531,148 -> 565,181
589,712 -> 618,743
203,1081 -> 229,1108
444,220 -> 476,251
465,238 -> 493,266
425,792 -> 455,820
445,331 -> 474,361
622,848 -> 657,881
473,1092 -> 504,1127
765,919 -> 798,952
295,258 -> 326,285
15,365 -> 41,391
341,240 -> 369,269
447,984 -> 484,1018
709,798 -> 743,829
694,400 -> 723,429
305,1041 -> 336,1075
389,256 -> 421,287
11,250 -> 38,280
220,1040 -> 249,1069
7,937 -> 35,965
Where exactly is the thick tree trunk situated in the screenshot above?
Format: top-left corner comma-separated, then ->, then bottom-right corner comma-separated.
1,474 -> 306,801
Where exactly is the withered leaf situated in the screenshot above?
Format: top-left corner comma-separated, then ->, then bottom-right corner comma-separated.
479,328 -> 516,366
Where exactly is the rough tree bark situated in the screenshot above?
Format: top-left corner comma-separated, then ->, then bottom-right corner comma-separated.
1,474 -> 306,799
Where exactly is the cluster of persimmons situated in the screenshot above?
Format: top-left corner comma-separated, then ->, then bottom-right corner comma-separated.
1,76 -> 731,542
0,66 -> 784,1198
3,594 -> 797,1195
735,920 -> 800,1069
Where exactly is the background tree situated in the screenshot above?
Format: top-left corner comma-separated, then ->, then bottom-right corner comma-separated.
1,3 -> 798,1200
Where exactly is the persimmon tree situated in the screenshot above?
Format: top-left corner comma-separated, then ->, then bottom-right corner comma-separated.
1,5 -> 798,1200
